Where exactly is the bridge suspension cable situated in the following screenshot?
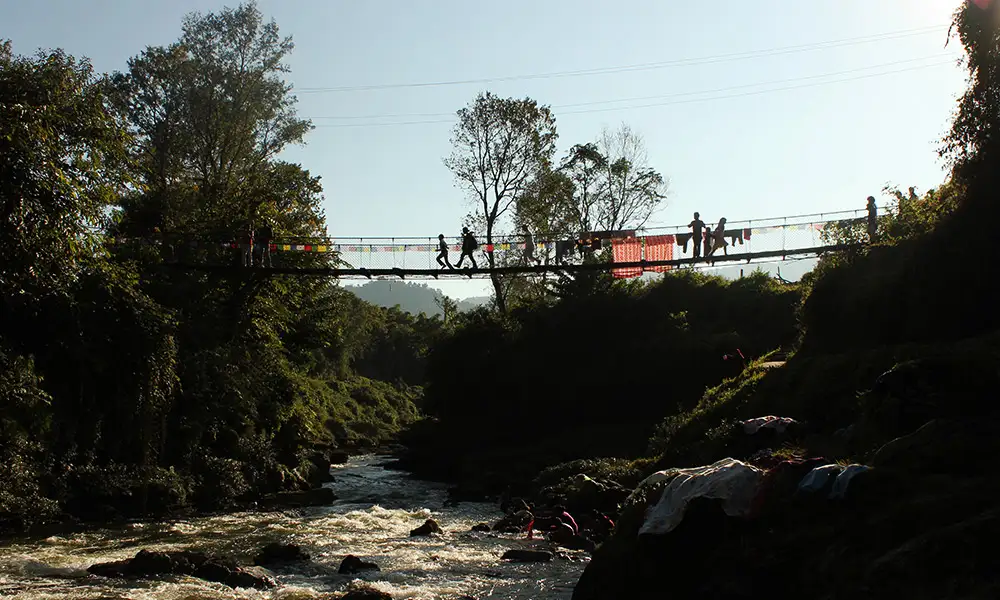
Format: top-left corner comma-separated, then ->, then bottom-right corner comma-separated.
115,208 -> 878,280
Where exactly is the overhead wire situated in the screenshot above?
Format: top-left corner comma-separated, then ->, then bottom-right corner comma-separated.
295,24 -> 948,94
305,53 -> 958,123
307,58 -> 958,128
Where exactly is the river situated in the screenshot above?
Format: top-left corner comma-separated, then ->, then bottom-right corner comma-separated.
0,455 -> 588,599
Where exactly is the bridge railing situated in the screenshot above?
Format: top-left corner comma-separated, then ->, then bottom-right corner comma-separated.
106,206 -> 879,274
319,208 -> 873,272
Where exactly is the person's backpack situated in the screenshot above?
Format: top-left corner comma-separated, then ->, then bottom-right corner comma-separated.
469,234 -> 479,250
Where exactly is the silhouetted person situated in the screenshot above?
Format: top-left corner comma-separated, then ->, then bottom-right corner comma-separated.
867,196 -> 878,242
240,222 -> 254,266
436,234 -> 454,269
522,225 -> 541,266
707,218 -> 728,256
703,229 -> 712,258
256,221 -> 273,267
455,227 -> 478,269
688,212 -> 706,258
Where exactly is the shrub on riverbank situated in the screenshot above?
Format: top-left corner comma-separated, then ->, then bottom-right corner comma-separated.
399,271 -> 801,495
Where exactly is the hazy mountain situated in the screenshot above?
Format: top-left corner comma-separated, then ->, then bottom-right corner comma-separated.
346,260 -> 811,316
345,281 -> 490,316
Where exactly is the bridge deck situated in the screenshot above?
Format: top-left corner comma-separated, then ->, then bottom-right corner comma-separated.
165,244 -> 858,278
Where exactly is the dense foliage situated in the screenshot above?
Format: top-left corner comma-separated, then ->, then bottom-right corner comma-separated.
0,5 -> 433,530
399,269 -> 801,494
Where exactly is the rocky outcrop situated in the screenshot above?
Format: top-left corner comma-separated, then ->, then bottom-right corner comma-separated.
471,523 -> 491,532
253,542 -> 310,566
573,416 -> 1000,600
338,555 -> 381,575
409,518 -> 442,536
88,549 -> 276,589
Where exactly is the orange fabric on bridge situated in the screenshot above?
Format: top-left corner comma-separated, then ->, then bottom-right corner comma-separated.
643,235 -> 675,272
611,236 -> 643,279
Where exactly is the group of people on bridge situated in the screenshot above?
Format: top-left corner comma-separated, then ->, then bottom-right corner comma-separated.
686,213 -> 733,259
238,221 -> 274,267
231,196 -> 882,271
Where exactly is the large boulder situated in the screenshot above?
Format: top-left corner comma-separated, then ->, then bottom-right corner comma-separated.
306,451 -> 336,485
564,475 -> 630,515
253,542 -> 310,566
409,519 -> 442,537
88,549 -> 276,589
338,555 -> 380,575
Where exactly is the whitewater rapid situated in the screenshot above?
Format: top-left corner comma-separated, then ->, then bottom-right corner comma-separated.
0,455 -> 588,599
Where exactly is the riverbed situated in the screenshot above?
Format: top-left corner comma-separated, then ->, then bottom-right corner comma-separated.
0,455 -> 587,599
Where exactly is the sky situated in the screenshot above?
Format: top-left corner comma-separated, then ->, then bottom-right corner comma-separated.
2,0 -> 971,298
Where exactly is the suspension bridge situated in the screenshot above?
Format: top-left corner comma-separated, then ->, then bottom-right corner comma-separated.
129,207 -> 877,280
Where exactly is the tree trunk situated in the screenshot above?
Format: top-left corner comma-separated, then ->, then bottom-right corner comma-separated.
486,227 -> 507,313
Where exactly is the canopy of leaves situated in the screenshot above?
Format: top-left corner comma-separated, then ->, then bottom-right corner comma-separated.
0,3 -> 428,529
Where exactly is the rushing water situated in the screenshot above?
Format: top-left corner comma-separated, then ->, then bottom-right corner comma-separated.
0,455 -> 588,599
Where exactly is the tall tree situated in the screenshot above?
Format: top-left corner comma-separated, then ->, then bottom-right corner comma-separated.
444,91 -> 557,312
0,41 -> 134,299
594,123 -> 668,232
110,1 -> 313,237
559,143 -> 607,232
942,0 -> 1000,184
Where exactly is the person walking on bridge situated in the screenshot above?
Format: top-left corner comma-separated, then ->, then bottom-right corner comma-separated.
240,222 -> 254,267
867,196 -> 878,243
455,227 -> 479,269
707,217 -> 729,257
522,225 -> 541,266
688,212 -> 706,259
436,234 -> 454,269
256,221 -> 273,267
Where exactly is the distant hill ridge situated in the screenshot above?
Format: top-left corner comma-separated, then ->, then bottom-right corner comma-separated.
345,281 -> 490,316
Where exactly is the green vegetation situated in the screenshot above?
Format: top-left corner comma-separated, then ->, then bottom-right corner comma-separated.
0,4 -> 448,531
569,3 -> 1000,598
398,269 -> 802,495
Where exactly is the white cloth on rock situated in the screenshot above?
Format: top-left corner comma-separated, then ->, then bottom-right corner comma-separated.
742,416 -> 799,435
638,458 -> 765,536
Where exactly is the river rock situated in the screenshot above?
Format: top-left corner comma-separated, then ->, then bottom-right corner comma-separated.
88,549 -> 276,589
254,542 -> 311,566
472,523 -> 491,532
565,475 -> 630,515
410,518 -> 442,536
340,589 -> 392,600
493,510 -> 532,533
259,487 -> 337,509
550,523 -> 596,552
307,451 -> 336,485
338,555 -> 381,574
501,549 -> 553,563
